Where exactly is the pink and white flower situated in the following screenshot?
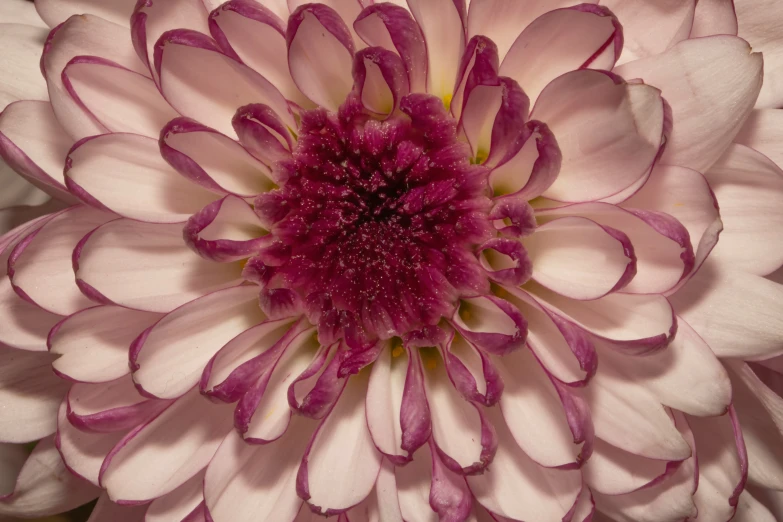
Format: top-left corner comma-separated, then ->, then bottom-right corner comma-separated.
1,0 -> 783,520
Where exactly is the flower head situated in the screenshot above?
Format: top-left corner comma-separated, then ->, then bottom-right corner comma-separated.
1,0 -> 783,521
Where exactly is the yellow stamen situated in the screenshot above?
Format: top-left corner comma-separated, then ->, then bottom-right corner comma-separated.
442,94 -> 453,111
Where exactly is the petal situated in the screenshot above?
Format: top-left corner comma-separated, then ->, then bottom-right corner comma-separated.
583,438 -> 671,495
395,444 -> 435,522
354,4 -> 427,93
407,0 -> 465,98
734,490 -> 778,522
184,195 -> 269,262
49,305 -> 161,384
0,24 -> 49,108
74,219 -> 243,313
670,261 -> 783,359
736,109 -> 783,170
531,71 -> 664,203
467,409 -> 581,521
232,103 -> 294,167
522,216 -> 635,300
66,133 -> 219,223
86,494 -> 148,521
42,14 -> 148,140
614,35 -> 762,173
705,144 -> 783,276
155,29 -> 294,137
131,285 -> 264,399
466,0 -> 598,60
500,6 -> 622,103
160,117 -> 276,197
600,0 -> 694,65
0,0 -> 47,28
440,332 -> 503,407
0,100 -> 76,201
690,0 -> 738,38
35,0 -> 137,28
499,348 -> 587,469
422,348 -> 496,475
0,346 -> 68,443
286,4 -> 355,111
145,469 -> 206,522
688,408 -> 747,521
580,363 -> 691,461
353,46 -> 409,116
451,295 -> 527,356
100,388 -> 233,503
61,57 -> 178,139
735,0 -> 783,108
297,372 -> 383,515
8,205 -> 111,315
538,202 -> 693,295
0,435 -> 98,518
205,422 -> 311,522
209,0 -> 310,107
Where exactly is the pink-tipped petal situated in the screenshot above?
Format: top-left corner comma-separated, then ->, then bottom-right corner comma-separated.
583,438 -> 673,495
100,388 -> 233,503
132,285 -> 264,399
145,469 -> 206,522
287,4 -> 355,111
35,0 -> 137,28
614,35 -> 762,173
531,71 -> 664,203
75,219 -> 243,314
500,6 -> 623,103
691,0 -> 738,37
50,305 -> 160,384
232,103 -> 294,166
353,46 -> 410,116
440,332 -> 503,407
451,295 -> 527,356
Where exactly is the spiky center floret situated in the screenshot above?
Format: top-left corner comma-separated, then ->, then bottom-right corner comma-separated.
251,94 -> 495,347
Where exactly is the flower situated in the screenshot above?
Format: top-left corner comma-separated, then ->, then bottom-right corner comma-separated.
1,0 -> 783,520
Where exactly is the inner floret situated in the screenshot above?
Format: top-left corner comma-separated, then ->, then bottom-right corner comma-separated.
250,94 -> 495,347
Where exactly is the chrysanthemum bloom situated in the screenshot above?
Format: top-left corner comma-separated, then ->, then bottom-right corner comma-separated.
1,0 -> 783,520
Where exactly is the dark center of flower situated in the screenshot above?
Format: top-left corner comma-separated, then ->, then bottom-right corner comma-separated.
252,94 -> 495,347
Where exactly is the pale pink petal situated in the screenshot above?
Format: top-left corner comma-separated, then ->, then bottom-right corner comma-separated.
578,360 -> 692,461
298,372 -> 382,515
500,6 -> 622,103
0,435 -> 99,518
614,35 -> 762,173
499,348 -> 586,469
62,57 -> 178,138
440,332 -> 503,407
100,388 -> 233,503
210,1 -> 311,108
690,0 -> 738,37
0,100 -> 77,202
467,409 -> 581,521
601,0 -> 694,65
232,104 -> 294,167
522,216 -> 634,300
354,4 -> 427,93
622,165 -> 722,292
288,0 -> 363,45
407,0 -> 465,98
42,14 -> 148,140
9,205 -> 111,315
35,0 -> 137,28
734,0 -> 783,108
688,408 -> 747,522
205,422 -> 312,522
155,30 -> 294,137
531,72 -> 664,203
0,0 -> 47,28
671,260 -> 783,359
0,346 -> 68,443
451,295 -> 526,356
50,305 -> 160,384
160,118 -> 276,197
131,285 -> 263,399
502,287 -> 594,385
583,438 -> 670,495
0,24 -> 49,108
0,442 -> 26,497
705,144 -> 783,276
394,444 -> 435,522
66,133 -> 219,223
86,493 -> 147,521
75,219 -> 243,313
538,202 -> 693,295
353,47 -> 409,116
367,459 -> 403,522
734,490 -> 778,522
56,400 -> 126,485
466,0 -> 598,61
146,469 -> 206,522
421,348 -> 495,474
727,361 -> 783,490
286,4 -> 355,112
736,109 -> 783,170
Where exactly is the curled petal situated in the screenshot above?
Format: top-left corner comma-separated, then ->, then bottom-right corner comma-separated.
232,104 -> 294,167
477,237 -> 532,286
488,197 -> 536,238
352,46 -> 410,116
451,295 -> 527,356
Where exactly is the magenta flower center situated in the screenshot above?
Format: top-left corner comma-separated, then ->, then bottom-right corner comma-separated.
254,94 -> 494,346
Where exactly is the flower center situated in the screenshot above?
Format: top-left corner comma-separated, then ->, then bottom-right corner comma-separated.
253,94 -> 495,347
